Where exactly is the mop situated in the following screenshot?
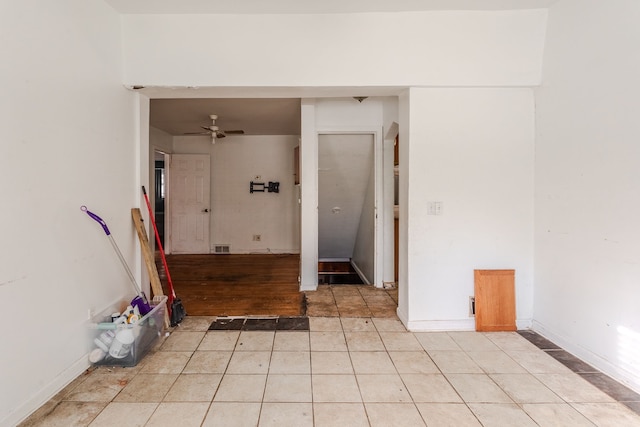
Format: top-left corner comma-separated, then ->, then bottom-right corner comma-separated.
81,206 -> 151,315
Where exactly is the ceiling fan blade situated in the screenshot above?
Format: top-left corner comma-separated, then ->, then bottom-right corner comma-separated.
223,130 -> 245,135
215,131 -> 226,138
184,131 -> 210,135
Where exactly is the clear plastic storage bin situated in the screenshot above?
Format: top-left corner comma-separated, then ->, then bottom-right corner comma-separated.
88,295 -> 167,367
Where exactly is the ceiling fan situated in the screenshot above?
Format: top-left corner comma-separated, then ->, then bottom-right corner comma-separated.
184,114 -> 245,142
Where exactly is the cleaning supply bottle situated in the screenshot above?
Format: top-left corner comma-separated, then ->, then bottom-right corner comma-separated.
109,328 -> 135,359
127,305 -> 141,324
94,330 -> 116,352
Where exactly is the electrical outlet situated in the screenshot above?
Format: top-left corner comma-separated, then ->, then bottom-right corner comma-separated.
253,234 -> 261,241
469,296 -> 475,317
88,307 -> 95,320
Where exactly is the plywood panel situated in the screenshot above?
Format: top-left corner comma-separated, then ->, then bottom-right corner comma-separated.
132,208 -> 170,328
474,269 -> 516,332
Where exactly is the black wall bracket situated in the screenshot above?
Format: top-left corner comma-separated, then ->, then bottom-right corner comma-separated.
250,181 -> 280,194
250,181 -> 265,193
268,181 -> 280,193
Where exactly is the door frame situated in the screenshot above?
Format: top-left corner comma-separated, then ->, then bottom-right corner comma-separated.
152,149 -> 170,252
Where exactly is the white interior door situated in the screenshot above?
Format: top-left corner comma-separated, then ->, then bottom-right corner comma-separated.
169,154 -> 211,253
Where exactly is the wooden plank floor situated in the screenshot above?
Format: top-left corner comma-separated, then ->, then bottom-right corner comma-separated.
158,254 -> 304,317
318,261 -> 355,273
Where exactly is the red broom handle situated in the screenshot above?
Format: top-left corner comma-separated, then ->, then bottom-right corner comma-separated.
141,186 -> 176,301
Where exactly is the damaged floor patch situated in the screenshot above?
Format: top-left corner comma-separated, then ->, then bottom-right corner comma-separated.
209,316 -> 309,331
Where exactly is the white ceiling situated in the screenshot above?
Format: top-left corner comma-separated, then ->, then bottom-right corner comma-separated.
151,98 -> 302,136
105,0 -> 559,14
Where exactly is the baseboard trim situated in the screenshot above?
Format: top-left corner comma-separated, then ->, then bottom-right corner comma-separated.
407,319 -> 476,332
232,249 -> 301,255
300,283 -> 318,292
396,306 -> 409,327
350,260 -> 370,285
517,318 -> 533,330
401,317 -> 532,333
532,320 -> 640,394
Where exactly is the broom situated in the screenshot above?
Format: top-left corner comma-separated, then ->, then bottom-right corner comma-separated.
141,186 -> 186,326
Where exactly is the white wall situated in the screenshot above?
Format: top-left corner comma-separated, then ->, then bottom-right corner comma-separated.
534,0 -> 640,391
172,135 -> 300,253
121,10 -> 546,87
401,88 -> 535,331
212,135 -> 300,253
150,126 -> 173,153
352,160 -> 376,284
0,1 -> 137,425
316,99 -> 385,130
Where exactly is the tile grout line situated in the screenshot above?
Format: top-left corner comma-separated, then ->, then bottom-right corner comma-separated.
442,331 -> 520,426
377,323 -> 437,427
254,331 -> 277,427
479,332 -> 574,417
23,320 -> 640,426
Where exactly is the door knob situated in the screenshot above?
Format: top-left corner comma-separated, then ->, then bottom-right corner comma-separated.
203,208 -> 210,213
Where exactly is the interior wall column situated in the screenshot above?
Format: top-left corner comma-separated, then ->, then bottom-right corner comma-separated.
300,99 -> 318,290
396,90 -> 410,324
135,92 -> 151,296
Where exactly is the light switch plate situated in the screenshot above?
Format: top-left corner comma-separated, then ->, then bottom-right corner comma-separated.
427,201 -> 443,215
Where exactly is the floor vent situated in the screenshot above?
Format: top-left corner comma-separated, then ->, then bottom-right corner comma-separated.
213,244 -> 230,254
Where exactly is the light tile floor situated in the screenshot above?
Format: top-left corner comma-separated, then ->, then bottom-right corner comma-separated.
19,316 -> 640,427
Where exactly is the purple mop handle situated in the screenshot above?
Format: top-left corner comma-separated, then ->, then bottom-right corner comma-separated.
81,205 -> 144,296
81,205 -> 110,235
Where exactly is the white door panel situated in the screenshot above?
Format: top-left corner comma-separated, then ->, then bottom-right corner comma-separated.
169,154 -> 210,253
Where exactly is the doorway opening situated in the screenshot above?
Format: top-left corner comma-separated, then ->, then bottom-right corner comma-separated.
318,261 -> 364,285
153,150 -> 167,247
318,133 -> 375,285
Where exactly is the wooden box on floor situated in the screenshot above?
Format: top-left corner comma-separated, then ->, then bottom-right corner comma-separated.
474,269 -> 516,332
